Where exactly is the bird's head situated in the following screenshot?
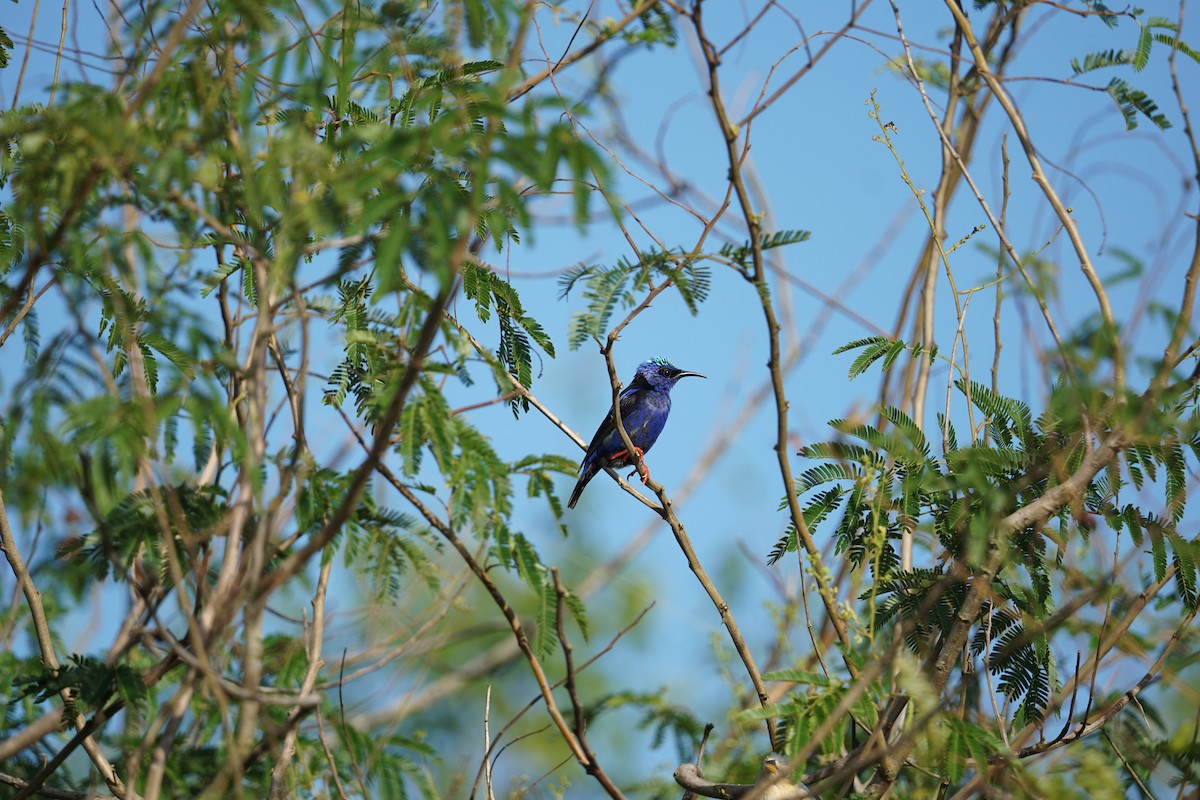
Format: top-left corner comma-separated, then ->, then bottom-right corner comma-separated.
636,357 -> 706,391
758,753 -> 787,778
756,753 -> 812,798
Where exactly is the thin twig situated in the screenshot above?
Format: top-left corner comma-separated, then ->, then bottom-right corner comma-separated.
942,0 -> 1123,389
599,338 -> 776,744
267,555 -> 333,798
0,488 -> 128,798
690,0 -> 856,681
371,457 -> 627,799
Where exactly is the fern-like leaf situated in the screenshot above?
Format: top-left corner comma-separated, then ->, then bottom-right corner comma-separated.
1105,77 -> 1171,130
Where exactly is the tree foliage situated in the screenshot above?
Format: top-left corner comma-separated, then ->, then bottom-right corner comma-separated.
2,2 -> 1200,799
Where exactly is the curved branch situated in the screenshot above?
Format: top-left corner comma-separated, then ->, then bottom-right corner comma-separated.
943,0 -> 1124,389
689,0 -> 856,675
374,460 -> 628,800
0,489 -> 128,798
598,343 -> 777,744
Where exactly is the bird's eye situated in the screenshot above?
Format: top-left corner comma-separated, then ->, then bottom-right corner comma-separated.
657,367 -> 670,377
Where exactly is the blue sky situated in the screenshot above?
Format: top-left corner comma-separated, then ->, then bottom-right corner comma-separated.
4,0 -> 1200,793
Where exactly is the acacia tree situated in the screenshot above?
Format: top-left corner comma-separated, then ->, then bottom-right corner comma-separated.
2,1 -> 1200,798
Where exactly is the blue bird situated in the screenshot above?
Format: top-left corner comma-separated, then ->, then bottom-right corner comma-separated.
567,357 -> 705,509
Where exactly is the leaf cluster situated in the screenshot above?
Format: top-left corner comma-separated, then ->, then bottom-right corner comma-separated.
0,1 -> 614,795
1066,11 -> 1200,129
15,654 -> 148,717
771,339 -> 1200,731
718,229 -> 811,279
558,248 -> 712,349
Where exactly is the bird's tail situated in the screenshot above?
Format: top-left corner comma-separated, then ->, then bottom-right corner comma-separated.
567,463 -> 598,509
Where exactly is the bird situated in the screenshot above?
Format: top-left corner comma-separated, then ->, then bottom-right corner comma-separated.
567,357 -> 705,509
753,753 -> 814,799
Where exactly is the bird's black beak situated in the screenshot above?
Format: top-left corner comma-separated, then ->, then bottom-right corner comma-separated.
676,370 -> 706,379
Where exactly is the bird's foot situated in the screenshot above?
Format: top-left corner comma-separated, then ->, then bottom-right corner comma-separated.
612,447 -> 650,484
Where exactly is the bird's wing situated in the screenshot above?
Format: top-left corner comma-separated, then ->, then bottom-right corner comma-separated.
580,389 -> 644,466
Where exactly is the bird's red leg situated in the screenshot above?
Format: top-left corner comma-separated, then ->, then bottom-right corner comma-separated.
636,448 -> 650,483
612,447 -> 649,483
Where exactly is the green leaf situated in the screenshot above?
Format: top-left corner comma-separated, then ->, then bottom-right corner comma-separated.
563,591 -> 590,643
1150,527 -> 1168,583
0,26 -> 12,70
793,461 -> 865,494
1169,531 -> 1198,609
834,336 -> 892,379
1133,24 -> 1154,69
510,532 -> 544,587
761,669 -> 836,686
768,486 -> 845,564
719,228 -> 811,269
141,332 -> 196,380
1152,32 -> 1200,64
831,418 -> 924,466
1070,48 -> 1133,75
201,259 -> 243,298
1165,439 -> 1187,522
138,342 -> 159,394
1105,77 -> 1171,130
535,576 -> 557,660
